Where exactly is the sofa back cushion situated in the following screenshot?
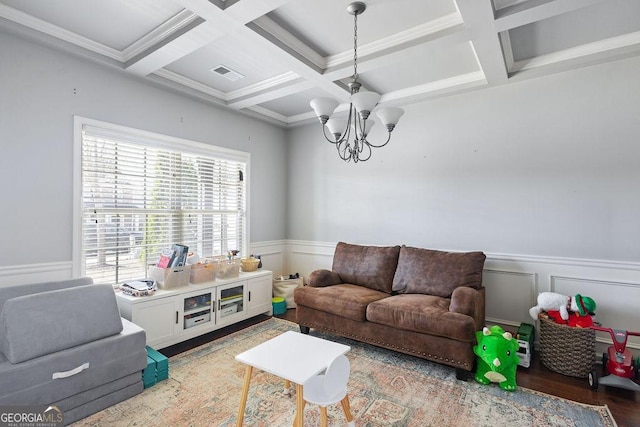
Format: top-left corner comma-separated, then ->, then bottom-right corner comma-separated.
0,284 -> 123,364
392,246 -> 486,298
332,242 -> 401,294
0,277 -> 94,313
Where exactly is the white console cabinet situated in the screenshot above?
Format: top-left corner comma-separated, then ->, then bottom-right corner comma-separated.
116,270 -> 272,349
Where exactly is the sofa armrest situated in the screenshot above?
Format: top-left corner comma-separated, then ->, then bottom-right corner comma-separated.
307,269 -> 342,287
449,286 -> 485,330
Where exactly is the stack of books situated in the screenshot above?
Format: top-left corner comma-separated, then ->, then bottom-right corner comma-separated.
157,244 -> 189,268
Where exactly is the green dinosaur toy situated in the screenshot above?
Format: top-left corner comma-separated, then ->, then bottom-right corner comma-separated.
473,325 -> 519,391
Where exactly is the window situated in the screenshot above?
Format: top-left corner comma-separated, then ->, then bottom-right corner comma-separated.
73,117 -> 249,285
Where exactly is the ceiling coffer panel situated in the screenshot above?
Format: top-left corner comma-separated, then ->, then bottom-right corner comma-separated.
1,0 -> 639,126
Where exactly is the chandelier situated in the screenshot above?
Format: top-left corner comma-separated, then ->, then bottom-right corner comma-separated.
309,1 -> 404,163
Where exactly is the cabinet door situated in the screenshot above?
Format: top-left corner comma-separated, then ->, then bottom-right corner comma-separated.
248,275 -> 273,316
180,289 -> 214,332
216,281 -> 247,326
131,297 -> 178,347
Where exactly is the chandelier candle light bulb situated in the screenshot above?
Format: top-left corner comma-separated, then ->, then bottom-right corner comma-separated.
309,1 -> 404,163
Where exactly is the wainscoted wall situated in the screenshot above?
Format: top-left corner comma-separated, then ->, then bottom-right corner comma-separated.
284,240 -> 640,356
4,240 -> 639,357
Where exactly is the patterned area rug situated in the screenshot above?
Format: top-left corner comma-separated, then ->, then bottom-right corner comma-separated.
74,318 -> 616,426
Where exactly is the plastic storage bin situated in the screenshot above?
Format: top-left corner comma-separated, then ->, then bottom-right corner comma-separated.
149,265 -> 191,289
189,263 -> 218,284
217,259 -> 241,279
272,297 -> 286,315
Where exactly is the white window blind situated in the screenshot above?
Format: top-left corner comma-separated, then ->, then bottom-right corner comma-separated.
79,122 -> 247,285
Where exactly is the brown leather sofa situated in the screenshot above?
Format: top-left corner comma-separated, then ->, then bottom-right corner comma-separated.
294,242 -> 486,379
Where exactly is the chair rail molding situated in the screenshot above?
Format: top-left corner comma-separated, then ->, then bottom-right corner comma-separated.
0,262 -> 73,287
3,239 -> 639,356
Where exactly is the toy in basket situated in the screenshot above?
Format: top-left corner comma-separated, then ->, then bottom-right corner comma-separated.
588,325 -> 640,392
529,292 -> 596,321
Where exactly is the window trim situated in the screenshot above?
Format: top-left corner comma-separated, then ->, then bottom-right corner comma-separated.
72,115 -> 251,279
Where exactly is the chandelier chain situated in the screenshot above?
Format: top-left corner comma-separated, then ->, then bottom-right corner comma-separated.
352,12 -> 358,83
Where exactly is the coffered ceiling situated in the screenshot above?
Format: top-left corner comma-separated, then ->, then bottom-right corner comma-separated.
1,0 -> 639,127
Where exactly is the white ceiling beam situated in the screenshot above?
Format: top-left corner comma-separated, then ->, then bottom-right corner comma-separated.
495,0 -> 607,32
126,0 -> 294,77
252,15 -> 326,71
456,0 -> 508,85
224,0 -> 294,23
126,21 -> 222,76
228,80 -> 314,109
322,24 -> 469,82
174,0 -> 348,102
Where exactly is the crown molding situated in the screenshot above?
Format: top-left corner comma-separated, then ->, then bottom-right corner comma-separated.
153,68 -> 227,101
380,71 -> 487,104
510,30 -> 640,72
245,105 -> 289,124
0,3 -> 122,61
122,9 -> 201,62
227,71 -> 301,101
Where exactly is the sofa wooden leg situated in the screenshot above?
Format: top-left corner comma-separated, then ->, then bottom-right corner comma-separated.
456,368 -> 472,381
299,325 -> 310,334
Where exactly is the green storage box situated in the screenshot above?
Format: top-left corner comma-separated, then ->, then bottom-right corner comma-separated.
143,355 -> 157,388
145,346 -> 170,385
146,346 -> 169,372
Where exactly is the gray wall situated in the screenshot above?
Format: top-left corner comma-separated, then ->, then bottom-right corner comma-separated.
0,28 -> 288,267
287,55 -> 640,262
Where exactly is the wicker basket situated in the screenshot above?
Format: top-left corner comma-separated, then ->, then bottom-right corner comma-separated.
240,257 -> 260,272
538,314 -> 595,378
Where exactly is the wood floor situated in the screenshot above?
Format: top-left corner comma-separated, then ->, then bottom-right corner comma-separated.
160,309 -> 640,427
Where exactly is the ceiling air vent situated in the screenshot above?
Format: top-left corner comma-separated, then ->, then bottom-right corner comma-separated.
210,64 -> 244,81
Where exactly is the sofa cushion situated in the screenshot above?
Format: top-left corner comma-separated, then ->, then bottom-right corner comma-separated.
392,246 -> 486,298
332,242 -> 401,293
0,277 -> 94,312
294,284 -> 389,322
0,284 -> 123,364
366,294 -> 477,342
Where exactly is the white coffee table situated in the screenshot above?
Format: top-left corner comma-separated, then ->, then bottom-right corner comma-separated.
235,330 -> 351,427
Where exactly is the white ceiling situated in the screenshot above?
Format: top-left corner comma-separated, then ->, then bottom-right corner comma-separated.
2,0 -> 639,127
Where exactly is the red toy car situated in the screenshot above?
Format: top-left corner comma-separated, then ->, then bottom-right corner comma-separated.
588,325 -> 640,392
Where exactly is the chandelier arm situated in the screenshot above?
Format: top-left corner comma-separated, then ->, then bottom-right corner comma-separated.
353,113 -> 363,139
359,141 -> 373,162
336,139 -> 351,162
321,123 -> 341,145
344,106 -> 355,140
362,132 -> 392,148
